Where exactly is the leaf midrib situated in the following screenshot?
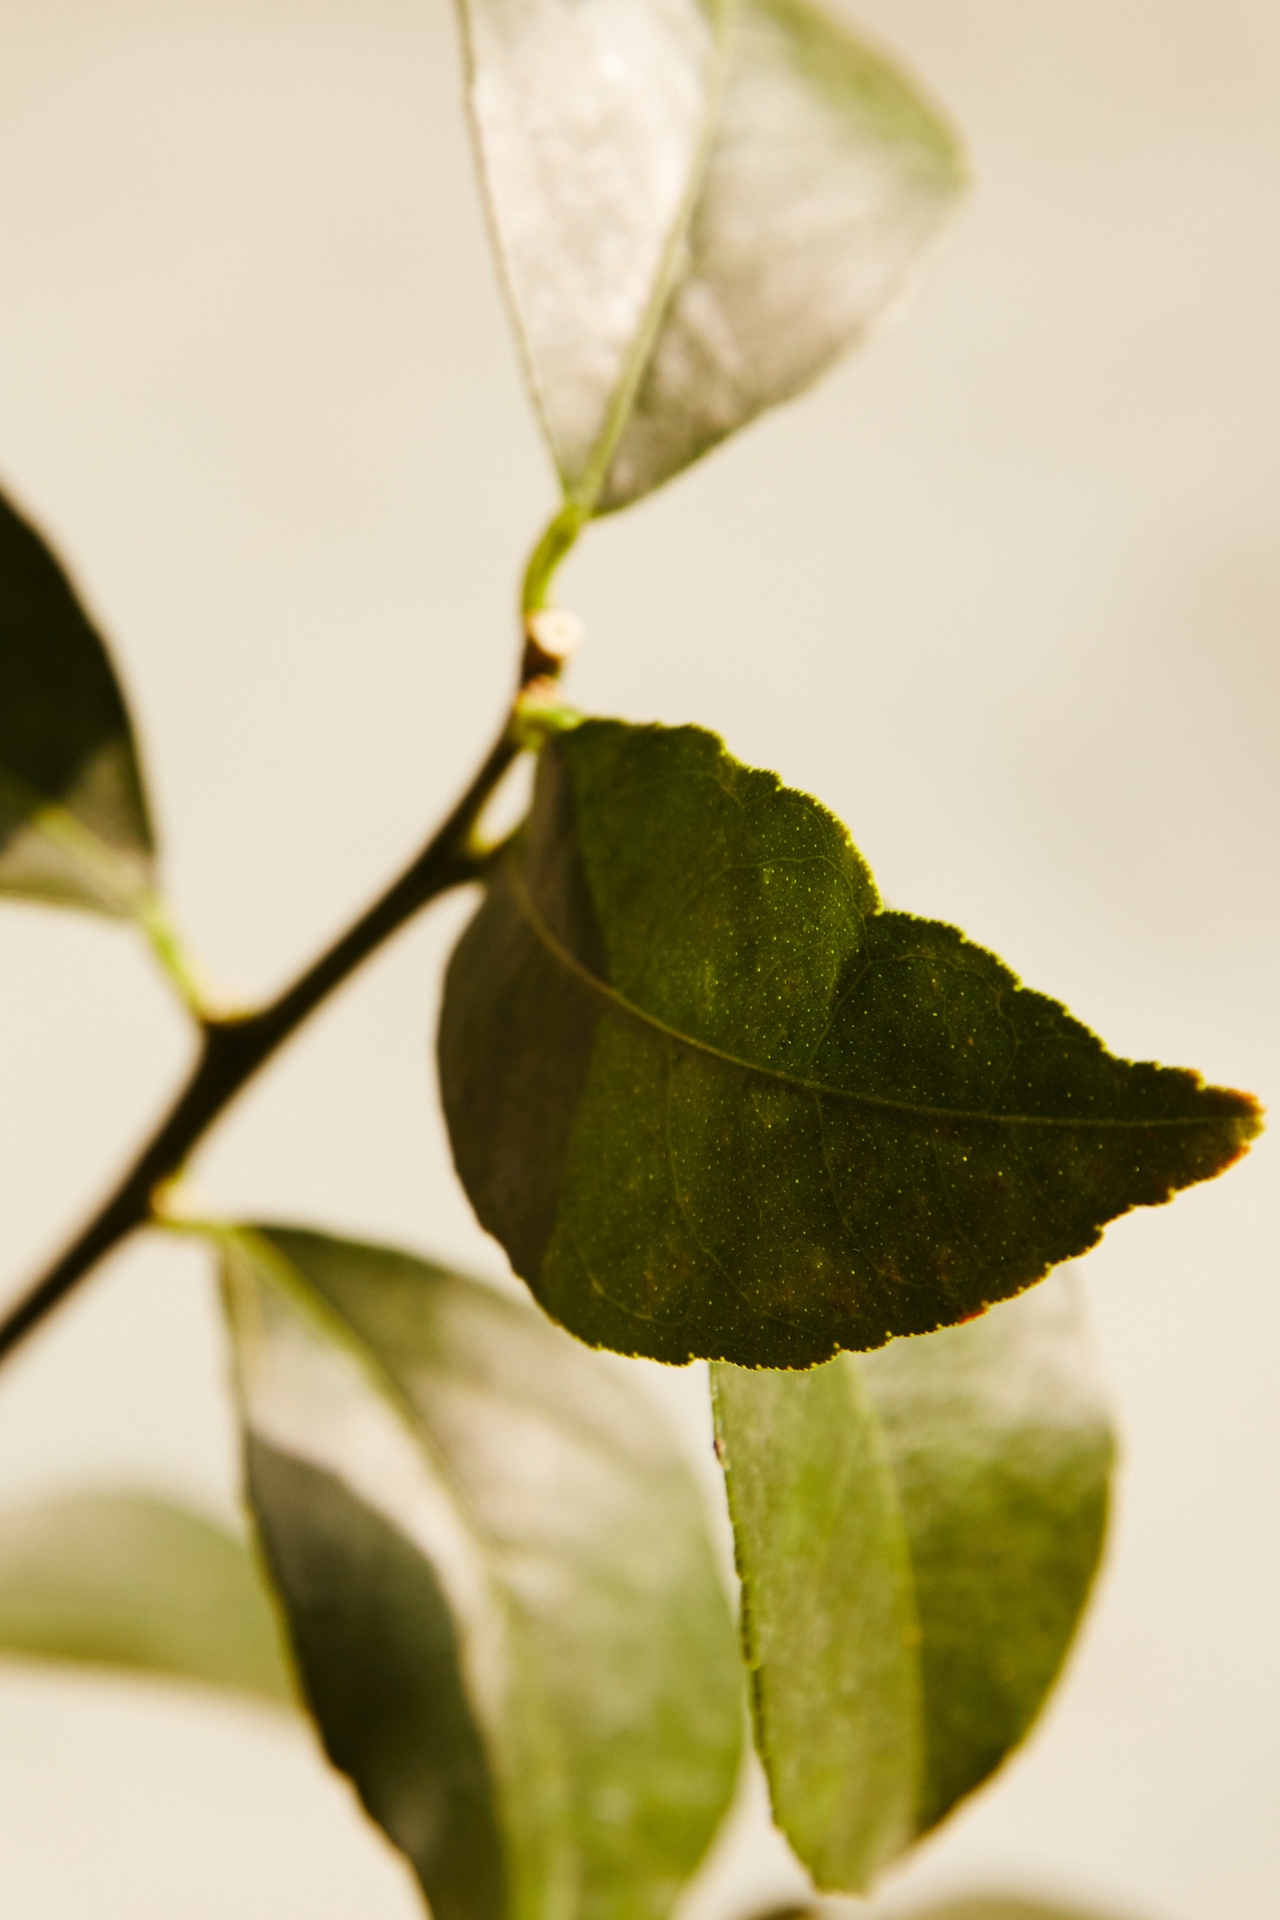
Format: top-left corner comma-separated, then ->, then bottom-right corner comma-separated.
221,1228 -> 575,1850
228,1230 -> 552,1613
0,760 -> 149,915
506,861 -> 1249,1135
568,0 -> 739,513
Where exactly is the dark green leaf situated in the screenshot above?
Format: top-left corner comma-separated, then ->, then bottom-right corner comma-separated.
0,1491 -> 294,1706
462,0 -> 964,513
711,1275 -> 1113,1891
221,1225 -> 743,1920
439,719 -> 1260,1367
0,482 -> 155,915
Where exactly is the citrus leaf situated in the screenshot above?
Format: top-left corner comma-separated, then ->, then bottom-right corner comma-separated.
0,1491 -> 295,1706
221,1225 -> 743,1920
439,719 -> 1259,1368
0,482 -> 156,916
710,1274 -> 1113,1891
460,0 -> 964,513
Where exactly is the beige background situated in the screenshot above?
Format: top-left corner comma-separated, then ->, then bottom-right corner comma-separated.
0,1 -> 1276,1915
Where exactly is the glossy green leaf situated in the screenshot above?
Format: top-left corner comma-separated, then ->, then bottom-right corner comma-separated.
460,0 -> 964,513
0,1491 -> 295,1706
439,719 -> 1260,1368
0,482 -> 155,915
711,1274 -> 1113,1891
221,1225 -> 743,1920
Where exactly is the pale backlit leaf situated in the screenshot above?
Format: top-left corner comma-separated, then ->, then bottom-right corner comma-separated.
222,1225 -> 742,1920
0,1491 -> 294,1706
460,0 -> 964,513
711,1276 -> 1113,1890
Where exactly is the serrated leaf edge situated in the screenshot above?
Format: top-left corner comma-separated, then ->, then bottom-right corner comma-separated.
503,854 -> 1259,1138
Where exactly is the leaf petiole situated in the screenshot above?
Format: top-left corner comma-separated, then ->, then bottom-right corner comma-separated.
519,500 -> 587,617
132,891 -> 212,1022
0,714 -> 524,1368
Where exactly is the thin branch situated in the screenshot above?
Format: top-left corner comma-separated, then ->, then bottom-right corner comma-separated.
0,715 -> 522,1366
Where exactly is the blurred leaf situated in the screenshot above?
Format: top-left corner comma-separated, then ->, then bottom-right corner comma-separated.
711,1274 -> 1113,1891
222,1225 -> 743,1920
461,0 -> 964,512
738,1909 -> 818,1920
900,1903 -> 1130,1920
0,482 -> 155,915
737,1901 -> 1126,1920
439,719 -> 1260,1367
0,1491 -> 294,1706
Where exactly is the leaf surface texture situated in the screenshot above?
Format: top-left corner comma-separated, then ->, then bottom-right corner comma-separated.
440,720 -> 1259,1366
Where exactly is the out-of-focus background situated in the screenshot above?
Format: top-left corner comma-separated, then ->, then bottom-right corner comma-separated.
0,0 -> 1275,1915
